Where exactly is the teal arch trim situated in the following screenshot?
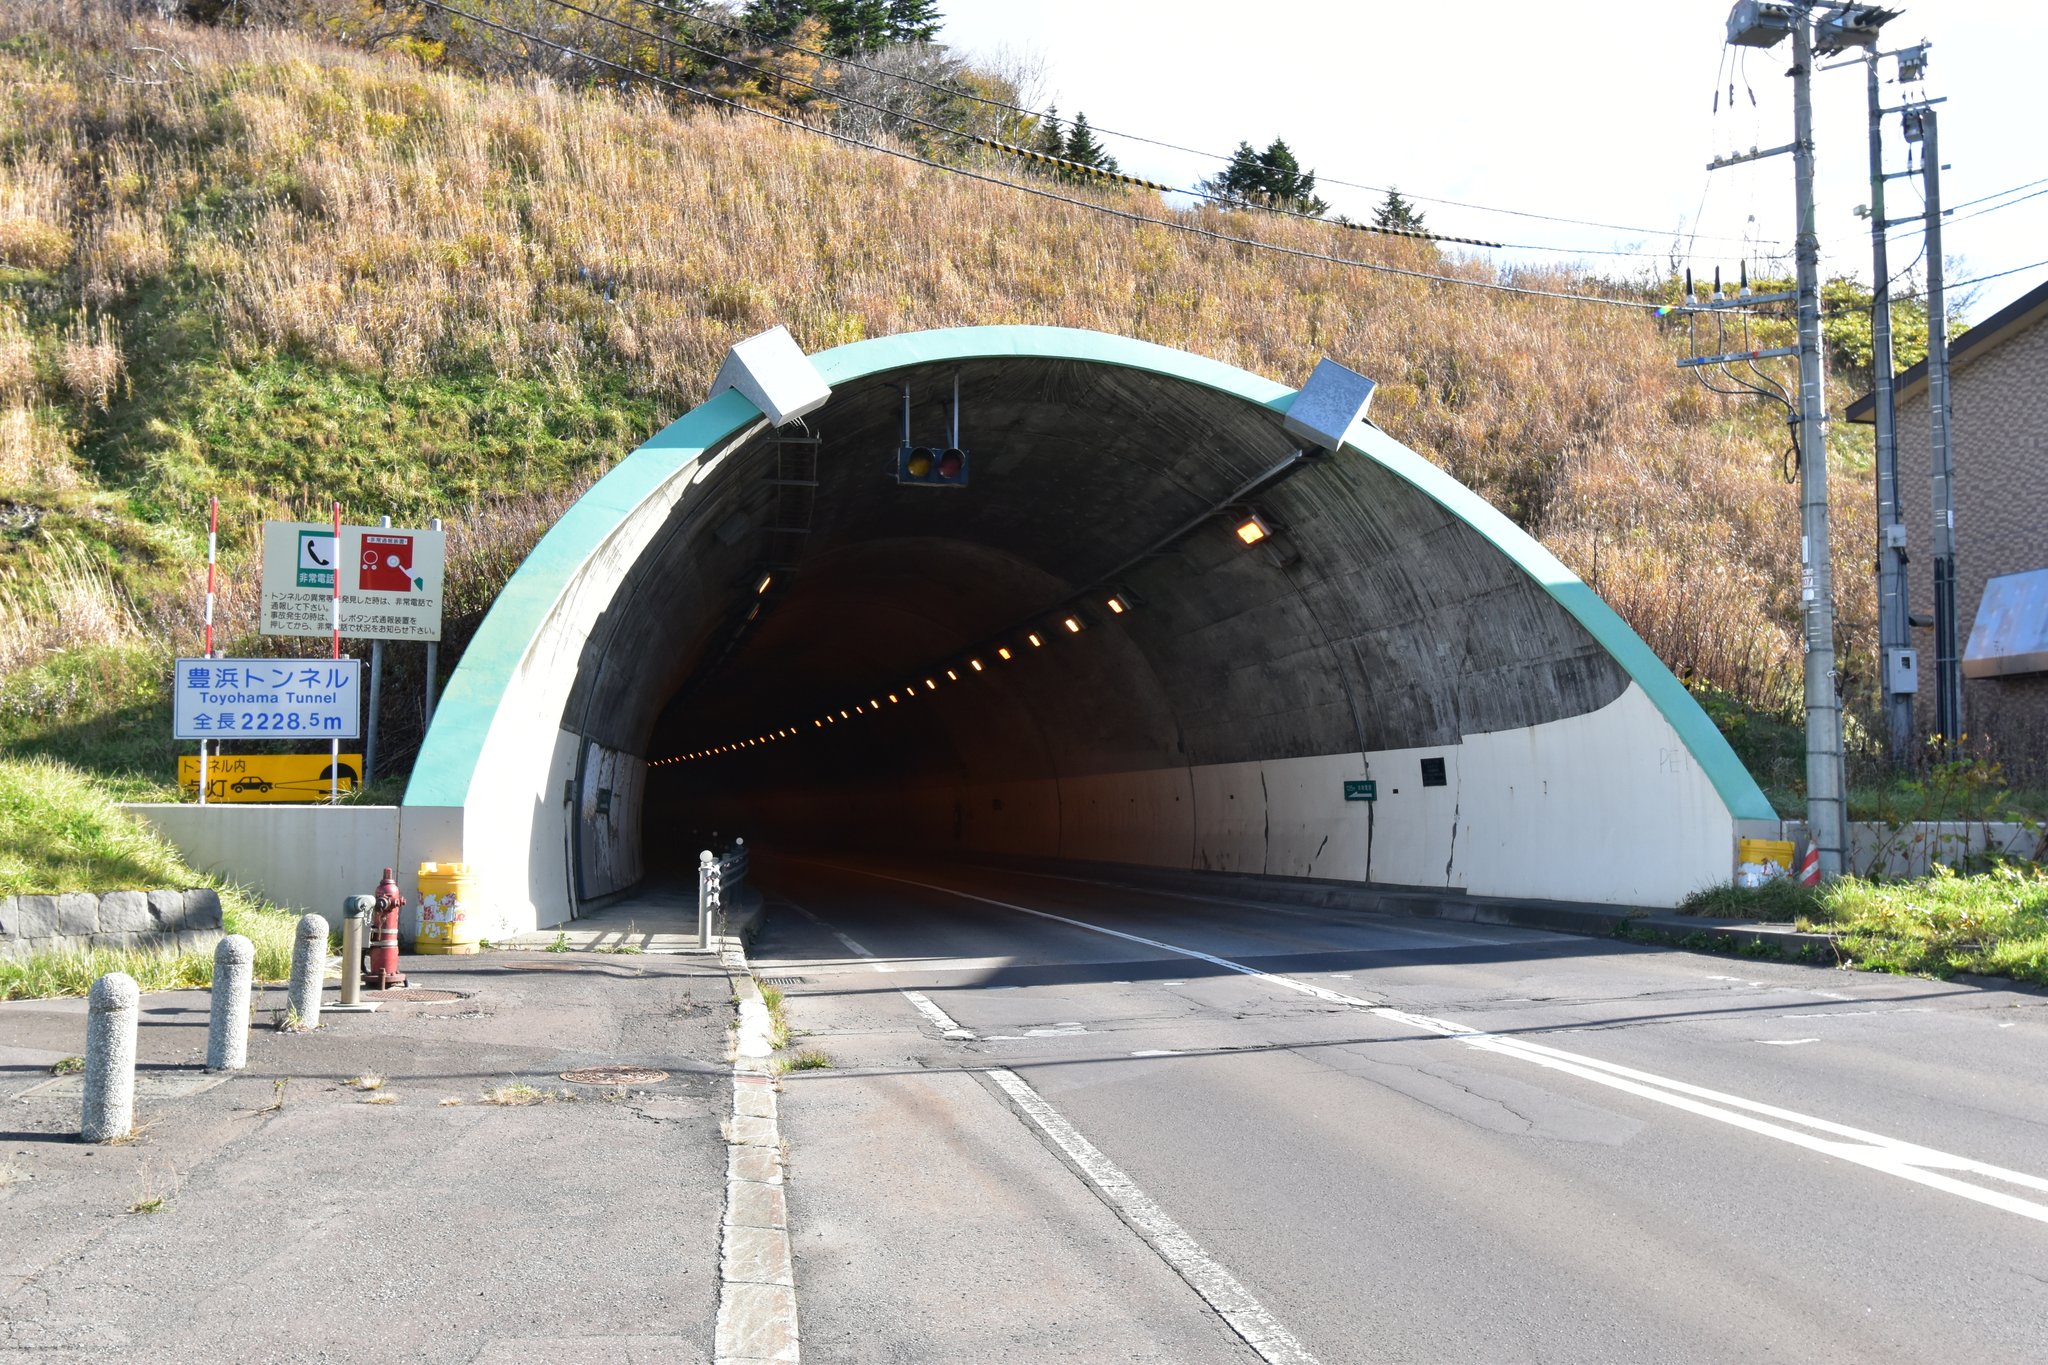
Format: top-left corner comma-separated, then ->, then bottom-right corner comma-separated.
406,324 -> 1773,821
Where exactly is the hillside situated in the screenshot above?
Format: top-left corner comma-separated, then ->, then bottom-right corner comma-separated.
0,5 -> 1875,803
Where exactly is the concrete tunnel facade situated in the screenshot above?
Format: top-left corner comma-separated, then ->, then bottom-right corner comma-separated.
399,325 -> 1776,937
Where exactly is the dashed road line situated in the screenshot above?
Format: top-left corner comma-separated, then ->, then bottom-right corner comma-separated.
783,899 -> 974,1039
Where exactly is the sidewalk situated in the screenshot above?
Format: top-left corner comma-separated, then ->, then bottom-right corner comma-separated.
1,944 -> 742,1363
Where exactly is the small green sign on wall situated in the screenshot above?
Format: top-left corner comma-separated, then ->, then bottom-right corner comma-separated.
1343,780 -> 1377,802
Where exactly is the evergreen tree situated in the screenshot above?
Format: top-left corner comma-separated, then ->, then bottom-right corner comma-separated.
885,0 -> 944,43
741,0 -> 811,41
1199,142 -> 1266,202
819,0 -> 891,54
1060,112 -> 1119,175
1371,187 -> 1427,232
1034,103 -> 1065,157
1197,138 -> 1326,215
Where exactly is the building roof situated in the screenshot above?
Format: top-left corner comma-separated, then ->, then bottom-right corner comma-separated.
1845,275 -> 2048,423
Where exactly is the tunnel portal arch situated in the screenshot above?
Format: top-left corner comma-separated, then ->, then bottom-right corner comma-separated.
401,326 -> 1773,934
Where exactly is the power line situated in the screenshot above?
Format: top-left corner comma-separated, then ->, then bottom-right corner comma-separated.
622,0 -> 1782,250
525,0 -> 1511,247
1946,174 -> 2048,213
421,1 -> 1664,311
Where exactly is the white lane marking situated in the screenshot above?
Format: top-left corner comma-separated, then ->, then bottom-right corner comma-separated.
842,865 -> 2048,1226
988,1023 -> 1091,1040
783,900 -> 973,1038
1759,1039 -> 1820,1046
902,990 -> 977,1040
1131,1049 -> 1184,1057
984,1067 -> 1320,1365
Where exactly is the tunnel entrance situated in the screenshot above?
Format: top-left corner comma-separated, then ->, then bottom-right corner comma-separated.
403,326 -> 1772,936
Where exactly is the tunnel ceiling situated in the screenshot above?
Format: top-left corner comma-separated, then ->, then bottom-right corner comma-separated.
557,350 -> 1634,794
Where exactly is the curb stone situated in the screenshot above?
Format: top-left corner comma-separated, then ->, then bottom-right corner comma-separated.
715,934 -> 799,1365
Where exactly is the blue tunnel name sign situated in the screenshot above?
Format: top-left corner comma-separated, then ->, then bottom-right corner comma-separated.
173,658 -> 361,739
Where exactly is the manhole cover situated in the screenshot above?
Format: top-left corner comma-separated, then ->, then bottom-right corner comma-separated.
561,1065 -> 670,1086
359,988 -> 465,1003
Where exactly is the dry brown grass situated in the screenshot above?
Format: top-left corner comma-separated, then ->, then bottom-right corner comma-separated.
58,309 -> 124,410
0,4 -> 1876,719
0,538 -> 144,673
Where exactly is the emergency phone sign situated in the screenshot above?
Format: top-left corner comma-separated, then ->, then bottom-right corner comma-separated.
260,521 -> 445,641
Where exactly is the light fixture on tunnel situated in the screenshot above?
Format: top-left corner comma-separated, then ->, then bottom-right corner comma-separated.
755,573 -> 773,595
1234,513 -> 1272,546
889,693 -> 900,704
1026,632 -> 1043,648
1105,592 -> 1130,615
925,677 -> 937,689
1061,613 -> 1087,635
946,668 -> 959,681
996,646 -> 1014,661
969,659 -> 984,672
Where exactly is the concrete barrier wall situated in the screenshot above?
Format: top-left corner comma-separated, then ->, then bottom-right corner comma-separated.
123,804 -> 424,933
1780,820 -> 2043,878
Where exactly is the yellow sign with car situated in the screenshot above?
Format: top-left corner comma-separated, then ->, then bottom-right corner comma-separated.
178,753 -> 363,803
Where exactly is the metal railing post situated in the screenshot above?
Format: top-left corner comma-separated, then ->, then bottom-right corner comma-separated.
698,849 -> 720,951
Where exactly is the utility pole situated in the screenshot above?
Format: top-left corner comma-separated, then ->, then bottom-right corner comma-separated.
1716,2 -> 1899,878
1789,10 -> 1849,878
1906,96 -> 1962,747
1865,50 -> 1912,765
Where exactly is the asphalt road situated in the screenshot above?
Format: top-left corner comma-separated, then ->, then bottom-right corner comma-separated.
751,855 -> 2048,1365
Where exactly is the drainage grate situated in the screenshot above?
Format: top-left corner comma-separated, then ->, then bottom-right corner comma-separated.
759,976 -> 809,985
561,1065 -> 670,1086
359,988 -> 464,1003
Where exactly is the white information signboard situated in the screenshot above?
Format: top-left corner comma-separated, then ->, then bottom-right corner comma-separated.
260,522 -> 447,641
173,658 -> 362,741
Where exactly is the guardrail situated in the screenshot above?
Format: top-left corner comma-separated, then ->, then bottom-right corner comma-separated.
697,837 -> 748,949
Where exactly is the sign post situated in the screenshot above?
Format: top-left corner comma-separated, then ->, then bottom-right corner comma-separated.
330,502 -> 341,804
199,495 -> 219,807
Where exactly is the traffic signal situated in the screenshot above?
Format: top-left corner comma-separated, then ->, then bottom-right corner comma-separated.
896,443 -> 969,488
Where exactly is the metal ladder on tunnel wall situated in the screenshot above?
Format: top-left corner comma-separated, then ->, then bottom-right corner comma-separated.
763,429 -> 819,579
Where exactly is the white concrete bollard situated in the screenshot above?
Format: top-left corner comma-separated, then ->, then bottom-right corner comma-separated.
287,913 -> 328,1030
82,971 -> 140,1143
206,934 -> 254,1071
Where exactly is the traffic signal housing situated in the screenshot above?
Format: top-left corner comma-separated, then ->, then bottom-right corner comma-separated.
896,443 -> 969,488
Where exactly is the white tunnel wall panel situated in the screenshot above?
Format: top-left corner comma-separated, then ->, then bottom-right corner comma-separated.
1260,752 -> 1378,882
1348,743 -> 1464,889
1452,683 -> 1734,905
1058,768 -> 1196,869
1190,762 -> 1268,873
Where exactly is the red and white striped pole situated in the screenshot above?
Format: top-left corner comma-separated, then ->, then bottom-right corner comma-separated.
330,500 -> 342,805
198,495 -> 218,806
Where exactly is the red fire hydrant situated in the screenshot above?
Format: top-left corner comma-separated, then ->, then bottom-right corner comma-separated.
364,866 -> 409,990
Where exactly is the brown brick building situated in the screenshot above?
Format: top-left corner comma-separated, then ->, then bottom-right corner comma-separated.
1847,279 -> 2048,779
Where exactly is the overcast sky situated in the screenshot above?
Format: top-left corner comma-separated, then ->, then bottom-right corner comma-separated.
935,0 -> 2045,322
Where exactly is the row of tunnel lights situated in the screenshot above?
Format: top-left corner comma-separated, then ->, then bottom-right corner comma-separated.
653,587 -> 1146,767
648,514 -> 1275,769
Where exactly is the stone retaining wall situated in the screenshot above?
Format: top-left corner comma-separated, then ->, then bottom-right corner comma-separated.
0,889 -> 223,960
